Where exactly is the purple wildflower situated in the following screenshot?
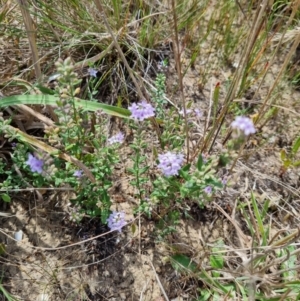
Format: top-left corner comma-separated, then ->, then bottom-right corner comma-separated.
26,153 -> 44,174
108,132 -> 124,145
157,152 -> 184,177
11,142 -> 17,148
221,177 -> 228,185
231,116 -> 256,136
179,108 -> 193,116
74,170 -> 83,178
204,186 -> 212,195
88,68 -> 98,78
107,211 -> 127,232
194,108 -> 202,118
128,100 -> 155,121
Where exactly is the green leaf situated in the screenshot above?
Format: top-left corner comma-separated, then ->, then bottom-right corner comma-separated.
280,149 -> 287,161
197,154 -> 203,171
181,163 -> 191,172
205,178 -> 223,188
65,143 -> 76,151
0,283 -> 18,301
1,194 -> 11,202
251,192 -> 267,246
198,269 -> 229,294
292,136 -> 300,155
197,290 -> 211,301
293,160 -> 300,167
0,95 -> 131,118
179,170 -> 190,181
36,84 -> 55,95
283,159 -> 291,169
210,240 -> 224,269
131,223 -> 137,235
0,243 -> 6,255
139,166 -> 149,175
170,254 -> 198,274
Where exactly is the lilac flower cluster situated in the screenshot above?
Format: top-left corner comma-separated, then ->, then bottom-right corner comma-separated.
204,186 -> 212,195
107,211 -> 127,232
231,116 -> 256,136
26,153 -> 44,174
108,132 -> 124,145
157,152 -> 184,177
73,170 -> 83,178
128,100 -> 155,121
88,67 -> 98,78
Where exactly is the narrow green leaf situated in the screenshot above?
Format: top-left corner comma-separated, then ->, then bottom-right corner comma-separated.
197,154 -> 203,171
210,240 -> 224,269
251,192 -> 267,246
239,202 -> 255,236
139,166 -> 149,175
280,149 -> 287,161
131,223 -> 137,235
0,95 -> 131,118
205,178 -> 223,188
1,194 -> 11,202
293,160 -> 300,167
36,84 -> 55,95
0,283 -> 18,301
197,290 -> 211,301
181,163 -> 191,172
283,159 -> 291,169
212,82 -> 220,122
0,243 -> 6,255
171,254 -> 198,274
198,269 -> 229,294
292,136 -> 300,155
261,199 -> 270,220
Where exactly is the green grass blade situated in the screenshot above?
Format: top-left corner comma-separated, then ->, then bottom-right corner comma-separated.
292,136 -> 300,155
251,192 -> 267,246
210,239 -> 224,277
0,95 -> 131,118
0,284 -> 18,301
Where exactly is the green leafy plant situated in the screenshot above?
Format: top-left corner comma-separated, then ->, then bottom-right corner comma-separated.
280,136 -> 300,171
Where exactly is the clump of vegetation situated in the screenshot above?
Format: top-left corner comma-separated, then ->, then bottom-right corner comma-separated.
1,0 -> 300,300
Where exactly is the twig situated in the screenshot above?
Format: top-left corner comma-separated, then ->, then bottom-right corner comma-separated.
170,0 -> 190,161
148,259 -> 170,301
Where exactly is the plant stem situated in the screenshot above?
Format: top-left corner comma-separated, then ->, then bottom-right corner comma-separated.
171,0 -> 190,161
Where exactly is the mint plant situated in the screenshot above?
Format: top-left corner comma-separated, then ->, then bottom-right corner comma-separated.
152,72 -> 167,119
1,58 -> 252,236
127,101 -> 155,214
